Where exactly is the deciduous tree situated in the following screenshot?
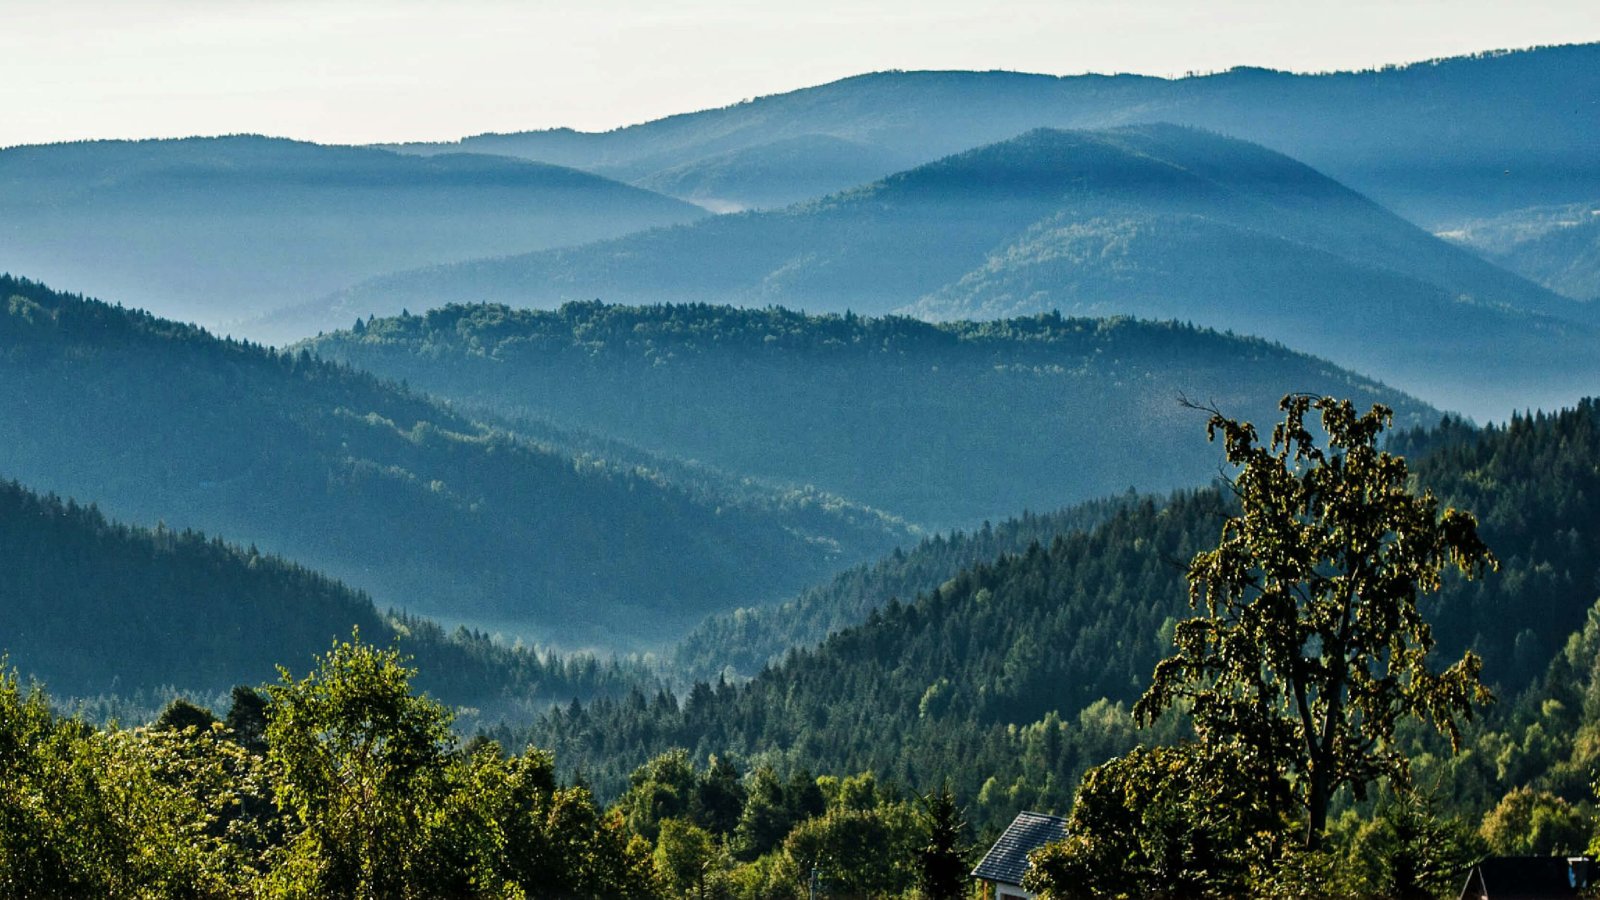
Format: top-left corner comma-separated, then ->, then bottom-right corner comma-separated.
1134,395 -> 1496,849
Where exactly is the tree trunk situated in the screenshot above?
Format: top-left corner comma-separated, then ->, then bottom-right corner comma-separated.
1305,766 -> 1330,851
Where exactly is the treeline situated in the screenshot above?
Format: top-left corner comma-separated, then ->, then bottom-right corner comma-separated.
0,639 -> 967,899
0,477 -> 650,718
303,299 -> 1430,526
523,400 -> 1600,833
0,275 -> 904,648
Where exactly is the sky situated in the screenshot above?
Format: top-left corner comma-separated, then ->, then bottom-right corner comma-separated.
3,0 -> 1597,148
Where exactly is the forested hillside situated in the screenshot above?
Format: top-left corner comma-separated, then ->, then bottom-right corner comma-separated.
313,127 -> 1594,418
13,401 -> 1600,896
0,478 -> 646,715
672,502 -> 1131,680
523,400 -> 1600,829
0,136 -> 704,335
1444,202 -> 1600,302
392,43 -> 1600,226
0,276 -> 908,648
525,491 -> 1222,826
302,300 -> 1431,527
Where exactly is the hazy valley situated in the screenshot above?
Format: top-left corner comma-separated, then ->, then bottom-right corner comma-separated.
4,35 -> 1600,899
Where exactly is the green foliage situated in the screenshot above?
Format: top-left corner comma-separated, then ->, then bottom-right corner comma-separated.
652,818 -> 725,899
0,666 -> 267,897
155,697 -> 221,732
1394,400 -> 1600,691
676,503 -> 1130,680
520,398 -> 1600,856
1135,396 -> 1494,848
1246,785 -> 1487,899
618,750 -> 704,841
1026,743 -> 1286,900
918,785 -> 971,900
736,768 -> 791,863
1479,786 -> 1592,857
0,638 -> 668,898
263,638 -> 462,896
782,806 -> 911,898
697,756 -> 747,837
527,491 -> 1215,829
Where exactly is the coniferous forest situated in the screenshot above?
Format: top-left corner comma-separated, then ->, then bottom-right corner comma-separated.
5,27 -> 1600,900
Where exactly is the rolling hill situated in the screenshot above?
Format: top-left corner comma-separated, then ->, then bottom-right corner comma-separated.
310,126 -> 1595,419
0,275 -> 909,650
391,43 -> 1600,226
0,477 -> 650,718
0,136 -> 705,337
300,300 -> 1434,528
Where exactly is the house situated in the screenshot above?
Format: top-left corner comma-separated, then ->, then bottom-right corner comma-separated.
970,811 -> 1069,899
1459,856 -> 1596,899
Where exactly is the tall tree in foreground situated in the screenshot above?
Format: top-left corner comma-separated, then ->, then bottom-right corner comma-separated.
1133,395 -> 1496,850
917,784 -> 970,900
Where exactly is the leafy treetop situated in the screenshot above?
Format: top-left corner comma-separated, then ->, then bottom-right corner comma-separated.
1135,395 -> 1496,849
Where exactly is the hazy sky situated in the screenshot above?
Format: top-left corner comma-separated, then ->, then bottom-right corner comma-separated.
3,0 -> 1596,147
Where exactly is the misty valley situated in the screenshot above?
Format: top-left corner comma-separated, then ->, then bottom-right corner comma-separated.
4,40 -> 1600,899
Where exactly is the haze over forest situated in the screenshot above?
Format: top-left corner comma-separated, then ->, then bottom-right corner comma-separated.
4,29 -> 1600,899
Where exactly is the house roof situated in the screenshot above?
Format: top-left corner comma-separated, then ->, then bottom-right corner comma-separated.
1460,856 -> 1592,899
971,811 -> 1069,886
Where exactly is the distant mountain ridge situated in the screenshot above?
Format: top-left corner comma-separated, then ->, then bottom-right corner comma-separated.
301,299 -> 1435,528
1443,202 -> 1600,302
0,135 -> 705,336
0,275 -> 908,650
389,44 -> 1600,225
632,134 -> 911,212
312,126 -> 1596,419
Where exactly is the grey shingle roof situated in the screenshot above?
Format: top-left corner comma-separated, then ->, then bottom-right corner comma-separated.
971,811 -> 1069,886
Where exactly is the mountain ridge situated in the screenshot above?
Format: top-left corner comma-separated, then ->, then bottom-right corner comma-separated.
386,43 -> 1600,224
0,135 -> 706,336
307,125 -> 1596,419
